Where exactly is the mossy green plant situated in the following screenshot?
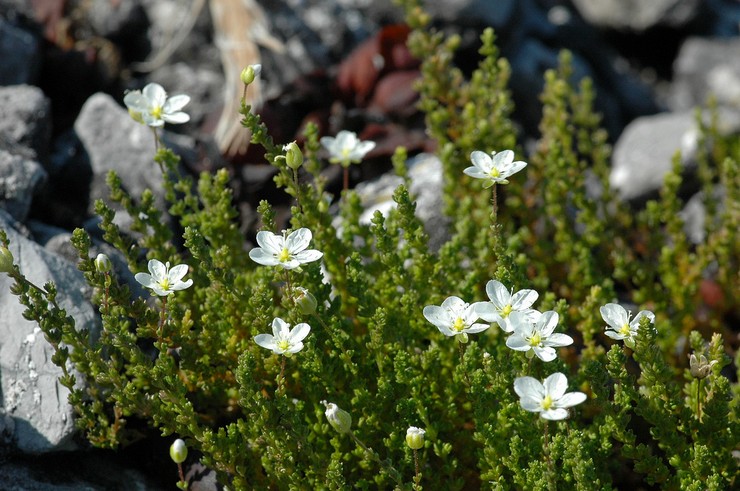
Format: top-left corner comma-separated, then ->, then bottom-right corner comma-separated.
1,2 -> 738,489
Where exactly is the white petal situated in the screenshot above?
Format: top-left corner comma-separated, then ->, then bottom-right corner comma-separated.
352,140 -> 375,158
440,296 -> 466,314
506,335 -> 530,351
474,302 -> 498,322
514,376 -> 543,399
600,303 -> 627,328
286,228 -> 312,253
293,249 -> 323,264
148,259 -> 167,280
123,92 -> 147,111
168,264 -> 189,283
632,310 -> 655,327
255,230 -> 283,254
604,330 -> 625,340
504,160 -> 527,176
286,342 -> 304,354
508,311 -> 534,335
470,151 -> 492,172
556,392 -> 587,408
485,280 -> 510,308
491,150 -> 514,168
162,112 -> 190,124
545,333 -> 573,347
464,323 -> 490,334
171,279 -> 193,291
541,408 -> 568,420
163,94 -> 190,112
289,323 -> 311,343
143,83 -> 166,106
520,397 -> 543,413
319,136 -> 336,151
537,311 -> 559,337
463,166 -> 489,179
271,317 -> 290,338
423,306 -> 450,328
510,288 -> 538,310
533,346 -> 556,362
254,334 -> 276,350
134,272 -> 155,288
543,372 -> 568,399
249,248 -> 280,266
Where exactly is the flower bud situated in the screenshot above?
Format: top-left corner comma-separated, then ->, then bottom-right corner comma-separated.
170,438 -> 188,464
689,353 -> 717,379
406,426 -> 425,450
322,401 -> 352,434
284,141 -> 304,170
0,246 -> 14,273
240,64 -> 262,85
94,253 -> 112,273
294,287 -> 317,315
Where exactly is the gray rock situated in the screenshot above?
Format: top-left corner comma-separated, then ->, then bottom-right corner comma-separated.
679,187 -> 726,245
0,19 -> 41,85
610,111 -> 696,201
0,210 -> 100,453
0,150 -> 47,223
571,0 -> 700,31
670,37 -> 740,111
425,0 -> 516,29
0,85 -> 51,162
74,92 -> 167,217
354,153 -> 449,251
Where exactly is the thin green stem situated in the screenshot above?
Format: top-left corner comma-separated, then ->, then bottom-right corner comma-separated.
349,431 -> 402,485
413,448 -> 422,490
158,295 -> 168,344
697,378 -> 703,423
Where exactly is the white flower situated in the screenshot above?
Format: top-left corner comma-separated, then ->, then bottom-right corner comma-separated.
406,426 -> 425,450
135,259 -> 193,296
463,150 -> 527,188
477,280 -> 539,332
240,64 -> 262,85
254,317 -> 311,356
322,400 -> 352,434
689,353 -> 717,379
249,228 -> 323,270
123,83 -> 190,127
600,303 -> 655,349
506,310 -> 573,362
514,372 -> 586,421
320,130 -> 376,168
423,296 -> 490,342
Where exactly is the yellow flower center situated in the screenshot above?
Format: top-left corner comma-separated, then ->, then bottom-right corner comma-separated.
150,105 -> 163,120
277,247 -> 291,263
528,332 -> 542,347
489,167 -> 501,178
452,317 -> 466,332
158,278 -> 171,291
541,395 -> 553,410
501,304 -> 512,318
277,339 -> 290,351
619,323 -> 631,336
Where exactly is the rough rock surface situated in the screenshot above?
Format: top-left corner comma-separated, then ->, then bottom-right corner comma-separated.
570,0 -> 700,31
0,85 -> 51,162
0,210 -> 100,454
0,150 -> 47,223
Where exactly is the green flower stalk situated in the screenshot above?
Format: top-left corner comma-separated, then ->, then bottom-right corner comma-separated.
170,438 -> 189,490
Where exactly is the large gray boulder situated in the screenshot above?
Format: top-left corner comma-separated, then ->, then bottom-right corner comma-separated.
0,210 -> 100,453
0,150 -> 48,223
74,92 -> 165,206
570,0 -> 700,31
0,85 -> 51,162
670,37 -> 740,111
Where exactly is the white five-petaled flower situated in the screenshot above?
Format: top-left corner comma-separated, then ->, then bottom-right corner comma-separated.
506,310 -> 573,362
320,130 -> 376,168
600,303 -> 655,349
135,259 -> 193,296
249,228 -> 323,270
463,150 -> 527,188
423,296 -> 490,342
514,372 -> 586,421
254,317 -> 311,356
123,83 -> 190,127
477,280 -> 539,332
